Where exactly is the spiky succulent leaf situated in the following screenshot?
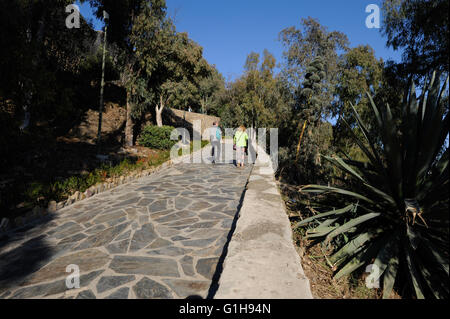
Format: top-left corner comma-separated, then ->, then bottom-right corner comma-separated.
298,72 -> 449,298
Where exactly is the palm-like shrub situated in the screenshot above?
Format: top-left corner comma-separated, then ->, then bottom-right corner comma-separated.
297,72 -> 449,299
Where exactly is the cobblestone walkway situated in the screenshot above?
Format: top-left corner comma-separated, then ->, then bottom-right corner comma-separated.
0,147 -> 252,299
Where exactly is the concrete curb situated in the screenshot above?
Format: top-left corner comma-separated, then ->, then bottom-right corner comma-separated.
214,145 -> 313,299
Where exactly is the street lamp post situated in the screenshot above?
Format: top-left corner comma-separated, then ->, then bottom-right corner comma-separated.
97,11 -> 109,155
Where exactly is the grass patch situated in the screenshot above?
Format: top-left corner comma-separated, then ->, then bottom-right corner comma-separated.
2,149 -> 171,219
47,151 -> 170,202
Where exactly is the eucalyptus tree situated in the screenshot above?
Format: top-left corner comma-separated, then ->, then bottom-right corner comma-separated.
0,0 -> 96,131
279,17 -> 349,119
333,45 -> 384,159
132,16 -> 211,127
198,66 -> 226,115
222,50 -> 291,130
89,0 -> 168,145
381,0 -> 449,77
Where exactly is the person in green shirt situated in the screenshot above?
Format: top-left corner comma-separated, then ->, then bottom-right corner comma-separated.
233,125 -> 248,168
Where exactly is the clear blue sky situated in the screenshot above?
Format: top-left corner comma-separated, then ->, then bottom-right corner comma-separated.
78,0 -> 403,81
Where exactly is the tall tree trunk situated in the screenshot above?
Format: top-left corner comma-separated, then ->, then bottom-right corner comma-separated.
200,99 -> 205,114
155,95 -> 164,127
201,97 -> 209,114
125,90 -> 134,147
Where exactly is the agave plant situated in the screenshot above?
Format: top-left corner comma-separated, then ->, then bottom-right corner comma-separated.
296,72 -> 449,299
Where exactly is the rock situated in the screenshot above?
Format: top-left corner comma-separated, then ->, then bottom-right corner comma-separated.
146,246 -> 192,257
0,218 -> 9,231
162,279 -> 210,298
196,257 -> 219,280
92,210 -> 126,225
147,238 -> 172,249
73,191 -> 80,201
105,239 -> 130,254
109,256 -> 180,277
137,198 -> 153,207
132,277 -> 173,299
96,275 -> 135,294
147,200 -> 168,213
189,202 -> 212,211
221,218 -> 233,229
76,289 -> 96,299
22,249 -> 109,286
175,197 -> 193,210
85,224 -> 106,235
105,287 -> 129,299
10,270 -> 103,298
180,256 -> 195,276
115,230 -> 131,241
154,211 -> 196,223
49,222 -> 84,239
181,237 -> 218,248
56,201 -> 65,210
58,233 -> 87,245
75,222 -> 130,250
129,223 -> 158,252
48,201 -> 57,213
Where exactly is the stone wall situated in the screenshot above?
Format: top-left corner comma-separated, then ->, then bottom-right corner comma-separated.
164,108 -> 220,140
214,145 -> 313,299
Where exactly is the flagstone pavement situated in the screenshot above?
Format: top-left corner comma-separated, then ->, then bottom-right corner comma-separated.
0,148 -> 253,299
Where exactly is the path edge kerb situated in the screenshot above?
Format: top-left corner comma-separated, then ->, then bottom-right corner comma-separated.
214,145 -> 313,299
0,143 -> 210,235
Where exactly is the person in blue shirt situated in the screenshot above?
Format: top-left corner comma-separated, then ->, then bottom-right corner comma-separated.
209,121 -> 222,164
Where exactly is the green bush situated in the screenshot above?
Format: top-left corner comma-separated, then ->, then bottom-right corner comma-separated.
138,125 -> 177,150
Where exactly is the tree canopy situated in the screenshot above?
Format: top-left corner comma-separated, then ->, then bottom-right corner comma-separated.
382,0 -> 449,76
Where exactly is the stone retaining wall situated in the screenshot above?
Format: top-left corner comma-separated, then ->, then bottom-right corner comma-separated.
165,108 -> 220,139
0,145 -> 205,235
214,145 -> 313,299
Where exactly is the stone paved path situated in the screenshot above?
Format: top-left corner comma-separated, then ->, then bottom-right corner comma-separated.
0,145 -> 252,299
